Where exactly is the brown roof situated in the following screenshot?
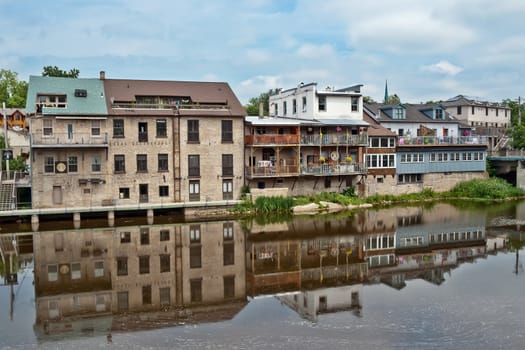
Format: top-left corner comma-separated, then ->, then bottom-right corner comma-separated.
363,113 -> 397,137
103,79 -> 246,116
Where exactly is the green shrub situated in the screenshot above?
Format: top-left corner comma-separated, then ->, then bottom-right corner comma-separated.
448,178 -> 523,199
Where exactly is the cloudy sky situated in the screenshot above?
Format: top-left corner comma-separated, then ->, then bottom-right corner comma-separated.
1,0 -> 524,105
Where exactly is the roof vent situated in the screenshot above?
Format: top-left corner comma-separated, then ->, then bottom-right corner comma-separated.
74,89 -> 87,97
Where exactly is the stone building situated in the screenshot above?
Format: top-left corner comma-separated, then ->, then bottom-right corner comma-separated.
25,72 -> 246,210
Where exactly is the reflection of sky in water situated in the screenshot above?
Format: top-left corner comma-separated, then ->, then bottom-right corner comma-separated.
8,250 -> 521,350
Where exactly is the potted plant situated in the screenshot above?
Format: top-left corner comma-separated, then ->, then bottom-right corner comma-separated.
345,156 -> 353,163
319,156 -> 326,163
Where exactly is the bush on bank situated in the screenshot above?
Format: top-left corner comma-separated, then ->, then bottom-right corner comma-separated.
232,178 -> 523,214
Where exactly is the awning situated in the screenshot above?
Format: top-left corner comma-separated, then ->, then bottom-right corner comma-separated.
315,119 -> 369,127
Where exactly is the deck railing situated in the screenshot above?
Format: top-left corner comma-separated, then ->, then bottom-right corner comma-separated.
31,133 -> 109,146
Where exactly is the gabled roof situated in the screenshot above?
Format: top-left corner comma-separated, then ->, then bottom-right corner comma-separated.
103,79 -> 246,117
365,102 -> 458,124
443,94 -> 509,108
26,76 -> 108,115
362,111 -> 397,137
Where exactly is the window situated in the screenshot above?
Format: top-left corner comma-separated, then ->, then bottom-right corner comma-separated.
351,97 -> 359,112
221,120 -> 233,143
38,94 -> 66,109
45,156 -> 55,173
190,225 -> 201,242
189,180 -> 200,201
137,154 -> 148,173
283,101 -> 288,115
120,231 -> 131,243
222,154 -> 233,176
190,225 -> 201,268
223,180 -> 233,200
302,96 -> 307,112
156,119 -> 167,138
274,103 -> 278,116
68,156 -> 78,173
223,242 -> 234,266
457,106 -> 462,115
190,279 -> 202,302
160,254 -> 170,273
158,153 -> 168,172
117,257 -> 128,276
139,256 -> 150,274
92,156 -> 101,172
367,154 -> 395,168
293,99 -> 297,114
71,262 -> 81,279
188,120 -> 199,142
113,119 -> 124,138
393,108 -> 405,119
435,109 -> 444,120
160,230 -> 170,241
223,222 -> 233,240
91,120 -> 101,136
318,96 -> 326,111
471,106 -> 475,114
114,155 -> 125,173
138,122 -> 148,142
47,264 -> 58,282
140,228 -> 150,245
119,187 -> 130,199
159,186 -> 169,197
117,291 -> 129,311
94,261 -> 104,278
160,287 -> 170,306
43,119 -> 53,136
188,155 -> 200,177
224,276 -> 235,299
142,285 -> 152,305
398,174 -> 423,184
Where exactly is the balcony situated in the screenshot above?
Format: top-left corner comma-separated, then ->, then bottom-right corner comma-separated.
245,134 -> 300,146
301,134 -> 367,146
31,133 -> 109,148
301,162 -> 367,176
245,164 -> 299,178
398,136 -> 489,146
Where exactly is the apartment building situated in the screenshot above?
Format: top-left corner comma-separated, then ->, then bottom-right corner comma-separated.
365,102 -> 488,195
25,73 -> 246,210
245,83 -> 368,196
443,95 -> 511,129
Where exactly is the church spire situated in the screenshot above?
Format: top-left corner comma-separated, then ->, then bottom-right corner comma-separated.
384,80 -> 389,103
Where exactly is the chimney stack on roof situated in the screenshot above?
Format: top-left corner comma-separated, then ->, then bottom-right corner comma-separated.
100,71 -> 106,80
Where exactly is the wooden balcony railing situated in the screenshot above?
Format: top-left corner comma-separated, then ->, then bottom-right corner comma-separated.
245,134 -> 300,145
301,162 -> 367,176
245,165 -> 299,178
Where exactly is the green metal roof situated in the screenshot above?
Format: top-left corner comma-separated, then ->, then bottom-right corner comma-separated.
26,76 -> 108,115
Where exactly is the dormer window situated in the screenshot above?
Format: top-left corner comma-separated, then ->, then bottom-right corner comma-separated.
393,107 -> 405,119
435,109 -> 444,120
38,95 -> 67,108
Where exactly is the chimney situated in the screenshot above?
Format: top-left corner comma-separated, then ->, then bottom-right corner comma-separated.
259,102 -> 264,118
100,71 -> 106,80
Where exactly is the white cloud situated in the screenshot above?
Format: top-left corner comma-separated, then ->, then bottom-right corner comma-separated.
422,61 -> 463,76
296,44 -> 335,58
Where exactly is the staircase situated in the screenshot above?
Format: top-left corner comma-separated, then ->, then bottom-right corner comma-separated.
0,183 -> 15,211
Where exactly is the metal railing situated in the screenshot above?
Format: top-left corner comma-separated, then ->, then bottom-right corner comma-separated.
111,102 -> 230,110
301,134 -> 368,146
31,133 -> 109,146
245,134 -> 300,145
398,136 -> 489,146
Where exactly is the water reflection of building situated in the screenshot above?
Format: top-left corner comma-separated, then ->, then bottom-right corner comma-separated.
245,216 -> 368,296
32,220 -> 246,337
278,284 -> 363,322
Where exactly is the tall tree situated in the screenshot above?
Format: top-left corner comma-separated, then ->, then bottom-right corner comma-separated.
42,66 -> 80,78
0,69 -> 28,108
244,89 -> 279,116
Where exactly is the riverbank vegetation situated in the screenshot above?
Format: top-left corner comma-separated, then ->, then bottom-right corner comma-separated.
233,177 -> 524,214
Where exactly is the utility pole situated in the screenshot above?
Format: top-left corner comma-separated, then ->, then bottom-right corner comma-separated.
519,97 -> 522,126
2,102 -> 9,179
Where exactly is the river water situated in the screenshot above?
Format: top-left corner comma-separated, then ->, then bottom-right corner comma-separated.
1,201 -> 524,349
